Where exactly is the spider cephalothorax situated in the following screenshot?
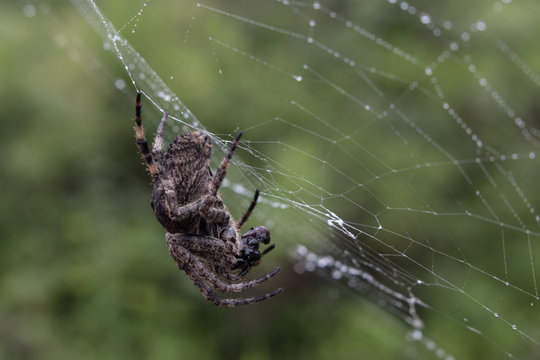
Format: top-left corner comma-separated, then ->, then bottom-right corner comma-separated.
133,93 -> 281,307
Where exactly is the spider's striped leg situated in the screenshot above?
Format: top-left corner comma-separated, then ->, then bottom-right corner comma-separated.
236,189 -> 259,230
167,233 -> 239,265
135,94 -> 180,214
165,196 -> 231,229
134,93 -> 159,179
151,112 -> 181,213
167,234 -> 282,307
198,263 -> 281,293
167,233 -> 280,288
152,110 -> 168,164
184,262 -> 282,307
210,131 -> 243,196
170,237 -> 281,292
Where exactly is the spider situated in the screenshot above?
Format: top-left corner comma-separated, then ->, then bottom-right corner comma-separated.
133,93 -> 282,307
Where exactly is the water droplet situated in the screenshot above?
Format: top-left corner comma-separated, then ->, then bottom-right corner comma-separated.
114,79 -> 126,90
331,270 -> 342,279
23,4 -> 37,17
476,21 -> 487,31
420,13 -> 431,24
411,329 -> 423,340
514,117 -> 525,128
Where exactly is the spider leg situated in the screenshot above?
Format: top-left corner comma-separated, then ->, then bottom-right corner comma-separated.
184,263 -> 282,307
224,265 -> 252,282
262,244 -> 275,256
135,94 -> 179,213
210,131 -> 243,196
134,93 -> 159,179
167,233 -> 280,291
196,258 -> 280,293
167,235 -> 282,306
167,233 -> 239,265
165,197 -> 231,228
135,94 -> 180,219
152,111 -> 168,164
236,189 -> 259,230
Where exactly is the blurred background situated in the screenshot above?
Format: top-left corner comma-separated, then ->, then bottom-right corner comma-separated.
1,0 -> 540,359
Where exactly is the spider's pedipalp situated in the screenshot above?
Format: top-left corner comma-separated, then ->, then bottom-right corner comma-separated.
230,244 -> 275,279
262,244 -> 275,256
211,131 -> 243,196
134,92 -> 159,178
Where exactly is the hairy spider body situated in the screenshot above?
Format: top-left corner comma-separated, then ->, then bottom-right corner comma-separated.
134,93 -> 281,307
151,132 -> 213,233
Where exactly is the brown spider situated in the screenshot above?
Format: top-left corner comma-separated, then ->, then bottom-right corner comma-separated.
133,93 -> 282,307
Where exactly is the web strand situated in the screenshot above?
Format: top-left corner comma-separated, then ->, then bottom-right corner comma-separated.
72,0 -> 540,358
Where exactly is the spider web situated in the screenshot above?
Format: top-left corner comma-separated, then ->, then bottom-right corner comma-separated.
65,0 -> 540,358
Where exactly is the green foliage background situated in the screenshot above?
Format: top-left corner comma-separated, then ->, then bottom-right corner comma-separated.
1,1 -> 539,359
